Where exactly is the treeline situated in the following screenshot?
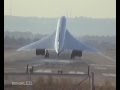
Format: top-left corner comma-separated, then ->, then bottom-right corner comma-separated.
80,36 -> 116,50
4,31 -> 48,49
4,31 -> 116,50
4,34 -> 46,49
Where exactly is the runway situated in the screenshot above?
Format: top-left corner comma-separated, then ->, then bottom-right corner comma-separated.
4,57 -> 116,77
4,50 -> 116,85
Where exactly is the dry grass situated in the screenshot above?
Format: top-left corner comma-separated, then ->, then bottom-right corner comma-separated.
4,77 -> 116,90
95,80 -> 116,90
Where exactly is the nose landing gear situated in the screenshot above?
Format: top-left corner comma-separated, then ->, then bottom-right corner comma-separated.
57,53 -> 59,57
45,50 -> 49,58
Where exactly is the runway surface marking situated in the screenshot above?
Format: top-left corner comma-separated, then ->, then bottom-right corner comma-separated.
76,72 -> 85,74
68,71 -> 85,74
35,69 -> 52,73
94,67 -> 107,70
68,71 -> 75,74
24,67 -> 33,69
44,70 -> 52,73
32,64 -> 41,67
90,64 -> 116,68
38,59 -> 72,63
4,68 -> 16,70
28,60 -> 89,66
102,73 -> 116,77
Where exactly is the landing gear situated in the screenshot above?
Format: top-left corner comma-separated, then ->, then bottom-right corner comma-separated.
45,52 -> 49,58
58,70 -> 63,74
45,50 -> 49,58
71,50 -> 82,60
71,54 -> 74,59
58,53 -> 59,57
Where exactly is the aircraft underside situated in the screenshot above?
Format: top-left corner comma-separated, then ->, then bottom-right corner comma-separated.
36,49 -> 82,59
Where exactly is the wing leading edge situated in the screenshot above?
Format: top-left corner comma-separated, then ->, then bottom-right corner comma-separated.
17,29 -> 97,52
17,31 -> 56,51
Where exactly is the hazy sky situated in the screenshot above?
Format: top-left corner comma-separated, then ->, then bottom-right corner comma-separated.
4,0 -> 116,18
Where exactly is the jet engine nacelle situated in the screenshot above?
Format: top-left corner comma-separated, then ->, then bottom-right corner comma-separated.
71,50 -> 82,59
36,49 -> 45,56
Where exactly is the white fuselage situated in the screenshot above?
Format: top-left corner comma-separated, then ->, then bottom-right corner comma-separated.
55,16 -> 66,54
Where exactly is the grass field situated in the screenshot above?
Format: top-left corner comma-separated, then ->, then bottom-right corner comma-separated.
4,77 -> 116,90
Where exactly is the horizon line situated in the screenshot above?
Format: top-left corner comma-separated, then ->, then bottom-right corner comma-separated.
4,15 -> 116,19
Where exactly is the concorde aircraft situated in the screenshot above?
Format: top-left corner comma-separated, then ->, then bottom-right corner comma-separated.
17,16 -> 97,57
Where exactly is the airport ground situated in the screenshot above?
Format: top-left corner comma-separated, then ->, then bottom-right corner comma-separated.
4,49 -> 116,87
